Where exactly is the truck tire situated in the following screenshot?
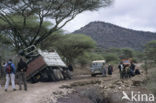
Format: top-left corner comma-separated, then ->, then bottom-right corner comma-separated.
53,69 -> 59,81
56,69 -> 61,80
58,70 -> 64,80
50,69 -> 57,81
31,75 -> 40,83
57,69 -> 62,80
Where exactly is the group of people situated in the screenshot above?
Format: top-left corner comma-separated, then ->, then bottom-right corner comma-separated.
102,64 -> 114,77
118,62 -> 140,79
0,58 -> 28,91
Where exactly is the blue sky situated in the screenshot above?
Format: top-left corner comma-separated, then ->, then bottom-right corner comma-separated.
63,0 -> 156,33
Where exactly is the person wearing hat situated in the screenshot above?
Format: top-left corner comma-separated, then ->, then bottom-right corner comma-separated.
108,64 -> 113,75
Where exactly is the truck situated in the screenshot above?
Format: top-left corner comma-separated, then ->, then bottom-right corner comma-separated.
121,59 -> 131,66
19,45 -> 70,83
90,60 -> 106,77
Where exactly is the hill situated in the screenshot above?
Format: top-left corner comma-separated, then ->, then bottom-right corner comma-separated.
73,21 -> 156,50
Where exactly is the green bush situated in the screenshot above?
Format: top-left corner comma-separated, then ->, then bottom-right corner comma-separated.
103,53 -> 119,63
134,51 -> 145,62
77,52 -> 104,67
145,40 -> 156,62
77,56 -> 90,67
54,34 -> 96,64
120,48 -> 134,59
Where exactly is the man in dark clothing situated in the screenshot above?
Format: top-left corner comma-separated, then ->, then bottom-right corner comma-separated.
108,64 -> 113,75
1,63 -> 6,77
0,62 -> 6,88
123,65 -> 130,79
62,67 -> 71,80
68,64 -> 73,72
130,62 -> 135,76
118,62 -> 124,79
118,62 -> 123,72
17,58 -> 28,91
130,62 -> 135,71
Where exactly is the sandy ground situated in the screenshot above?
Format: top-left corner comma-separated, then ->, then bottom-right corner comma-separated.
0,75 -> 116,103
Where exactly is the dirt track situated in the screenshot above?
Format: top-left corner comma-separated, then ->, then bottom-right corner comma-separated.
0,73 -> 119,103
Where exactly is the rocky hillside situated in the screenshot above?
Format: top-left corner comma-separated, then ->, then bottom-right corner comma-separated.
73,21 -> 156,50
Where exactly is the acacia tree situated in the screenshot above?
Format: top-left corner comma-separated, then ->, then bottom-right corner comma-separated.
0,15 -> 52,50
52,34 -> 96,64
145,40 -> 156,63
120,48 -> 134,59
0,0 -> 112,50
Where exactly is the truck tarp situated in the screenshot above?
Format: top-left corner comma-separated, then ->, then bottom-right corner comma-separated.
38,49 -> 66,67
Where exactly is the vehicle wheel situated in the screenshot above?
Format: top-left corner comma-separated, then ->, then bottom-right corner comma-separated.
30,76 -> 40,83
53,69 -> 59,81
50,70 -> 56,81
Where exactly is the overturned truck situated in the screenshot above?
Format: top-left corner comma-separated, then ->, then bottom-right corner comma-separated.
19,45 -> 71,83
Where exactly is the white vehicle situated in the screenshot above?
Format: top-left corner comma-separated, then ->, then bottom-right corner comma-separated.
90,60 -> 106,77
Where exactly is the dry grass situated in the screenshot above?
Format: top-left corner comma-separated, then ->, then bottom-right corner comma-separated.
73,66 -> 91,76
145,67 -> 156,96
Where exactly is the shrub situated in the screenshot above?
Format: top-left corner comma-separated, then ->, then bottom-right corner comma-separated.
146,69 -> 156,96
103,53 -> 119,63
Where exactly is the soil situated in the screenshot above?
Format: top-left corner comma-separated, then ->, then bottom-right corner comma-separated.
0,75 -> 108,103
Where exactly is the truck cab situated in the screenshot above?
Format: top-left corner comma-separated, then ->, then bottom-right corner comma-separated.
90,60 -> 106,77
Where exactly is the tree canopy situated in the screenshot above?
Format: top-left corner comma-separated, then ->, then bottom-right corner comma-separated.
53,34 -> 96,64
0,0 -> 112,50
120,48 -> 134,59
145,40 -> 156,62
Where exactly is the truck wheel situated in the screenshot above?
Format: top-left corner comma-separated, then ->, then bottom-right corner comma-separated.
59,70 -> 64,80
53,69 -> 59,81
50,70 -> 56,81
31,76 -> 39,83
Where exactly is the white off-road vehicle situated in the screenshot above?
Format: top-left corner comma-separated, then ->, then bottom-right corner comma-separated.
90,60 -> 106,77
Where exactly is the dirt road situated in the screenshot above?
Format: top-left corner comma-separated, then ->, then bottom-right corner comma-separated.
0,72 -> 120,103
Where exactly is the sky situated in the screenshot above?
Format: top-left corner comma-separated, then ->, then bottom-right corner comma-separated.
62,0 -> 156,33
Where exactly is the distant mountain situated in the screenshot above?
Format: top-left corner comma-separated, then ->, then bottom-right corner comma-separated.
73,21 -> 156,50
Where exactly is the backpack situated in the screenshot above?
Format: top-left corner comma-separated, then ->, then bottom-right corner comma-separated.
6,64 -> 13,74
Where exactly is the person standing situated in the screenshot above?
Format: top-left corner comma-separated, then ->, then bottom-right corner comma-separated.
17,58 -> 28,91
0,62 -> 5,88
1,63 -> 6,77
118,62 -> 124,79
108,64 -> 113,75
130,62 -> 135,76
66,64 -> 73,79
1,63 -> 6,87
102,63 -> 107,77
68,64 -> 73,72
62,67 -> 71,80
4,59 -> 16,91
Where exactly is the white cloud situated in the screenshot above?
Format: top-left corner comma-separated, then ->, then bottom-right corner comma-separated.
63,0 -> 156,33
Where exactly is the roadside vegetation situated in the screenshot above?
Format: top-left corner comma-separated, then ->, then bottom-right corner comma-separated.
143,40 -> 156,96
146,68 -> 156,96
